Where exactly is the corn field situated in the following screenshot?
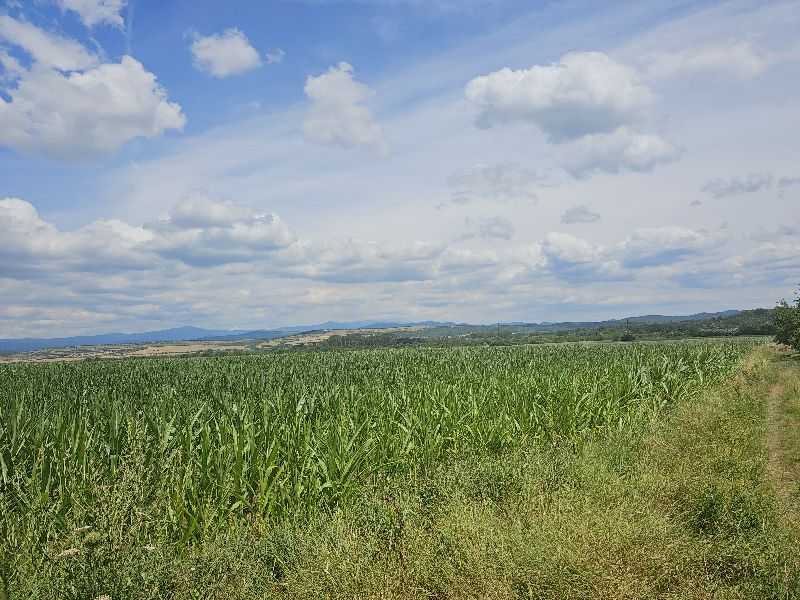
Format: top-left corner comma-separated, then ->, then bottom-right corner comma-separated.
0,341 -> 753,550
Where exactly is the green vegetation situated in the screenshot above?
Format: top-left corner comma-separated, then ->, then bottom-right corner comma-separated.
2,340 -> 798,598
775,290 -> 800,350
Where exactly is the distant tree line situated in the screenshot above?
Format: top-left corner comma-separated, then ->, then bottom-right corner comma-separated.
775,288 -> 800,350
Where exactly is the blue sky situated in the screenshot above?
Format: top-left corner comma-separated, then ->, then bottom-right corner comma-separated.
0,0 -> 798,336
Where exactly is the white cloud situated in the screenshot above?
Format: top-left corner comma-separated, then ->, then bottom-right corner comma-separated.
465,51 -> 653,142
542,232 -> 599,265
439,247 -> 500,272
702,173 -> 773,199
0,198 -> 60,269
166,196 -> 256,229
538,232 -> 627,283
0,56 -> 185,158
0,198 -> 154,276
0,15 -> 98,70
190,29 -> 262,78
720,239 -> 800,287
619,226 -> 715,268
559,127 -> 680,178
57,0 -> 127,28
148,198 -> 297,267
464,52 -> 678,178
0,49 -> 24,80
642,41 -> 771,80
538,227 -> 720,281
561,205 -> 600,224
303,62 -> 385,150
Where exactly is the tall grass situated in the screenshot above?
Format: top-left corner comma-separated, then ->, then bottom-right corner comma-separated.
0,341 -> 752,556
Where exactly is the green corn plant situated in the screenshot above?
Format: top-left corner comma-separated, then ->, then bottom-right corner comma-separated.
0,338 -> 758,571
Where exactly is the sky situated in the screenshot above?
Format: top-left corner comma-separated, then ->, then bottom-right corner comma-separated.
0,0 -> 798,337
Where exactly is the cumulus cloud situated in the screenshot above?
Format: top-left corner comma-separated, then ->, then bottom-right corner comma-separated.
303,62 -> 385,150
538,232 -> 628,282
538,226 -> 719,281
0,196 -> 300,275
0,198 -> 154,276
619,226 -> 715,268
447,163 -> 545,204
190,29 -> 263,78
57,0 -> 127,28
0,55 -> 185,158
642,41 -> 770,80
0,198 -> 60,269
465,52 -> 678,178
702,173 -> 773,198
148,197 -> 297,267
559,127 -> 680,178
541,232 -> 599,265
718,239 -> 800,287
0,15 -> 98,70
166,196 -> 255,229
439,247 -> 500,272
2,196 -> 497,287
561,205 -> 600,224
465,52 -> 653,142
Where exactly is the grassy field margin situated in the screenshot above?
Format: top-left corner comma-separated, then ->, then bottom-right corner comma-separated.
255,345 -> 799,599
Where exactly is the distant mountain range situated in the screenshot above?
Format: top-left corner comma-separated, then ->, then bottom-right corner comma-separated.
0,311 -> 748,353
0,326 -> 243,354
0,321 -> 442,353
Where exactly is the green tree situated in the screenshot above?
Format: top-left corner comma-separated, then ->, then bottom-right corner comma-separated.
774,288 -> 800,350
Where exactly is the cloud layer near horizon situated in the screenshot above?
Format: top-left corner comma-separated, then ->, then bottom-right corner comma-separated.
1,194 -> 796,337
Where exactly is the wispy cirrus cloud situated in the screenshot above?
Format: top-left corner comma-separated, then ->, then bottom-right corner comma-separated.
0,15 -> 98,69
641,40 -> 772,80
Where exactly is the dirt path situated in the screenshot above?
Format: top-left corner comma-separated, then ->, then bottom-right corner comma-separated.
765,357 -> 800,529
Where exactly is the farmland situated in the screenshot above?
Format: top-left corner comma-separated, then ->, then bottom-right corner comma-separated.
1,340 -> 799,598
